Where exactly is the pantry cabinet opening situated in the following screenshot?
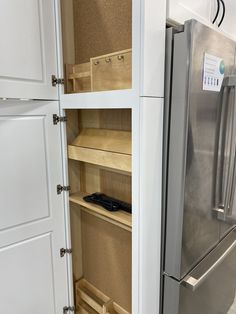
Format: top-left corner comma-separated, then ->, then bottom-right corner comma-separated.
66,109 -> 132,313
60,0 -> 132,94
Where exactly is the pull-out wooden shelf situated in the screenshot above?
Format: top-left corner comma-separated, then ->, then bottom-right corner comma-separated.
76,279 -> 130,314
70,192 -> 132,232
65,49 -> 132,94
68,128 -> 132,173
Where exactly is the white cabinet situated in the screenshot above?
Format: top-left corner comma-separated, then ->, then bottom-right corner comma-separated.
167,0 -> 212,26
0,0 -> 165,313
217,0 -> 236,40
0,100 -> 68,314
0,0 -> 58,100
167,0 -> 236,41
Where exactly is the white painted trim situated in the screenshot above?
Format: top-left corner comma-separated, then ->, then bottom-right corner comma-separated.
139,97 -> 163,314
132,102 -> 141,314
54,0 -> 65,97
140,0 -> 166,97
55,0 -> 142,108
61,89 -> 138,109
59,105 -> 75,309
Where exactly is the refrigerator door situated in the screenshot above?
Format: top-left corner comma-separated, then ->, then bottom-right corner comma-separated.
217,76 -> 236,238
165,20 -> 236,280
163,228 -> 236,314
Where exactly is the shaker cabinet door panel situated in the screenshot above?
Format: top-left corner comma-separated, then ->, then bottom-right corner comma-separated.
0,115 -> 50,230
0,100 -> 69,314
0,234 -> 56,314
0,0 -> 58,99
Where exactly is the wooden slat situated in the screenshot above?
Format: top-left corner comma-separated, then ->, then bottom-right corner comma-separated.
72,128 -> 131,155
69,192 -> 132,232
77,300 -> 98,314
68,71 -> 91,80
105,300 -> 130,314
78,289 -> 102,313
76,279 -> 109,313
68,145 -> 131,173
75,279 -> 130,314
65,62 -> 91,93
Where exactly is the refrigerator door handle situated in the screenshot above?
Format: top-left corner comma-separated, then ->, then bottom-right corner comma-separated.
182,236 -> 236,291
214,75 -> 236,220
227,81 -> 236,219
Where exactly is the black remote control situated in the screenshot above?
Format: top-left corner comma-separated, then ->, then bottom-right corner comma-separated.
83,192 -> 132,213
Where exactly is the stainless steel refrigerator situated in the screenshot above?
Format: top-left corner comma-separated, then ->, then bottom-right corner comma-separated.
163,20 -> 236,314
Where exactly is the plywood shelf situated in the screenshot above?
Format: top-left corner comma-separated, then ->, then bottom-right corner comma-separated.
68,128 -> 132,173
70,192 -> 132,232
75,279 -> 130,314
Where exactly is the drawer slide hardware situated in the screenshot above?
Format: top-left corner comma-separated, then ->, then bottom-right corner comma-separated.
60,248 -> 72,257
63,306 -> 75,313
52,75 -> 64,86
57,184 -> 71,195
53,114 -> 67,125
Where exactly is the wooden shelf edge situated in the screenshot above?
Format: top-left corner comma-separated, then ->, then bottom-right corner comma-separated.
69,192 -> 132,232
68,145 -> 132,173
72,128 -> 132,155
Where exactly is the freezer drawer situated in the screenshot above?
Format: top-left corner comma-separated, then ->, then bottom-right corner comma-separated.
163,228 -> 236,314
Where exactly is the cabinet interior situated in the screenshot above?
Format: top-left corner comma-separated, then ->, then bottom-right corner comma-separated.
60,0 -> 132,94
66,109 -> 132,313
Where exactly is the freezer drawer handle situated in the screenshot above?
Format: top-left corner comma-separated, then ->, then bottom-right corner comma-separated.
182,238 -> 236,291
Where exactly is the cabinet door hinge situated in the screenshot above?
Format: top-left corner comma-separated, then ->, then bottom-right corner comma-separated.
57,184 -> 71,195
60,248 -> 72,257
52,75 -> 65,86
63,306 -> 75,313
53,114 -> 67,125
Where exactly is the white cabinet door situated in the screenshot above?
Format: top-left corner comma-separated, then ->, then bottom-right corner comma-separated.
167,0 -> 212,25
0,0 -> 58,100
0,100 -> 69,314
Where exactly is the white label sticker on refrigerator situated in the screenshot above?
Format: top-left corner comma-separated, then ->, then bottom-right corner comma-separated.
203,53 -> 225,92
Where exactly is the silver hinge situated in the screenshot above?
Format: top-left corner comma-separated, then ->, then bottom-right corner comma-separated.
63,306 -> 75,313
60,248 -> 72,257
53,114 -> 67,125
57,184 -> 71,195
52,75 -> 64,86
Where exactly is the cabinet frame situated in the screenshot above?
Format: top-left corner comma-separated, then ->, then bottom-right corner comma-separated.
54,0 -> 166,313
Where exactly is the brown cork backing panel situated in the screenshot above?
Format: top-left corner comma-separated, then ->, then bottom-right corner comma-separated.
73,0 -> 132,63
81,211 -> 132,312
60,0 -> 75,64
